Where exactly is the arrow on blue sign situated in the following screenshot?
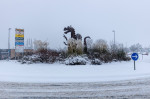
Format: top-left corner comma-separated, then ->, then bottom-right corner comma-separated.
131,53 -> 139,61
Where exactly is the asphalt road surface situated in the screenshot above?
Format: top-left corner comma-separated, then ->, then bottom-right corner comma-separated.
0,77 -> 150,99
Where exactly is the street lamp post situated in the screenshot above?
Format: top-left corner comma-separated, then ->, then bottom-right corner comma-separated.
8,28 -> 11,60
112,30 -> 115,46
112,30 -> 116,52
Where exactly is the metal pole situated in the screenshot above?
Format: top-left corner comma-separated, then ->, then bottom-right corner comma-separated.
15,51 -> 16,60
8,28 -> 11,60
134,61 -> 136,70
112,30 -> 116,51
114,31 -> 115,46
112,30 -> 115,46
142,54 -> 143,60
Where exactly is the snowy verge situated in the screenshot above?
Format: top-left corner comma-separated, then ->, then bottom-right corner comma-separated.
0,55 -> 150,83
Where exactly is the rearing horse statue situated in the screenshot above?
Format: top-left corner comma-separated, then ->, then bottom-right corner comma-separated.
63,25 -> 91,54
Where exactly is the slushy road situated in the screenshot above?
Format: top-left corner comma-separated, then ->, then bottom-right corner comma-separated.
0,77 -> 150,99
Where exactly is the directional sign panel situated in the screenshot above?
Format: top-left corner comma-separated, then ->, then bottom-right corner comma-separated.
131,53 -> 139,61
15,37 -> 24,40
15,40 -> 24,43
15,42 -> 24,46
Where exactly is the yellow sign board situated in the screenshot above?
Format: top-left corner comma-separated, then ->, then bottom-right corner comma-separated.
15,34 -> 24,37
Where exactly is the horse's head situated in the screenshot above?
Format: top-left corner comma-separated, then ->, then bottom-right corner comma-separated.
64,26 -> 76,39
64,26 -> 74,34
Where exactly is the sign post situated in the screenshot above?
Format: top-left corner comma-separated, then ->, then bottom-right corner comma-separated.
15,29 -> 24,60
131,53 -> 139,70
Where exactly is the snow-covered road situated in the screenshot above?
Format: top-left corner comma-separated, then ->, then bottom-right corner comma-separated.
0,77 -> 150,99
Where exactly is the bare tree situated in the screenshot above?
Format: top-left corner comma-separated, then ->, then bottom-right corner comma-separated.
130,43 -> 142,53
93,39 -> 108,52
33,40 -> 49,51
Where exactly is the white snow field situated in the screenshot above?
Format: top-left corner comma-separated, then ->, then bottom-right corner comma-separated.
0,54 -> 150,83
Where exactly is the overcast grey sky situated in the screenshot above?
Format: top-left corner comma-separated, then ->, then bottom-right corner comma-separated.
1,0 -> 150,49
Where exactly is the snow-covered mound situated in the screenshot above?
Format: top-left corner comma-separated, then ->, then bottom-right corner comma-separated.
65,56 -> 102,65
65,56 -> 89,65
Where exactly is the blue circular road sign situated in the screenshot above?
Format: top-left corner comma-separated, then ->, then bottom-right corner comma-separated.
131,53 -> 139,61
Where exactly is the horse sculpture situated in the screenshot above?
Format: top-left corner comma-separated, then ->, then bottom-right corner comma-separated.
63,25 -> 91,54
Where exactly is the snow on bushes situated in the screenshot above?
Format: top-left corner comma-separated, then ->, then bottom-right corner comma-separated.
65,56 -> 86,65
65,56 -> 88,65
21,53 -> 104,65
21,55 -> 41,64
65,55 -> 102,65
91,59 -> 102,65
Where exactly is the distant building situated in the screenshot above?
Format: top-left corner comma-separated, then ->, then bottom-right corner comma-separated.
0,49 -> 9,60
0,49 -> 34,60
